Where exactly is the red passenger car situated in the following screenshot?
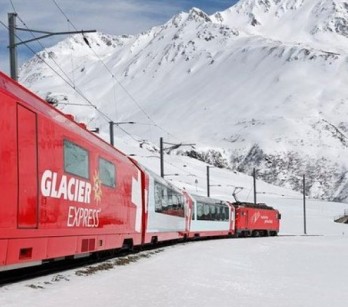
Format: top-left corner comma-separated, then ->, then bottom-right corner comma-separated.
232,202 -> 281,237
131,162 -> 188,244
0,72 -> 144,270
186,193 -> 235,238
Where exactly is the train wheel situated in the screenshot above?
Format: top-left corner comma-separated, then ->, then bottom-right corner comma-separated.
252,230 -> 260,237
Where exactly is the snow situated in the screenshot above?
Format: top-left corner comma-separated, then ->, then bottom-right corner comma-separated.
1,234 -> 348,306
1,141 -> 348,307
17,0 -> 348,202
3,1 -> 348,303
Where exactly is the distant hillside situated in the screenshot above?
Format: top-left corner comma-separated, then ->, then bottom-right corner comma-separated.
19,0 -> 348,202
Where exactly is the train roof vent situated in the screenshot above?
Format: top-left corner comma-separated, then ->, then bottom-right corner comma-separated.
65,114 -> 75,121
78,122 -> 87,129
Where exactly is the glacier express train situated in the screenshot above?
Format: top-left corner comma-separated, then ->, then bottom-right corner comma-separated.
0,71 -> 280,272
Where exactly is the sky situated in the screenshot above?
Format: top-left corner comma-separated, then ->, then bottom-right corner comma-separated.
0,0 -> 239,76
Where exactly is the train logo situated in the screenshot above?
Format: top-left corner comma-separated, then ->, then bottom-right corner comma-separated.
41,169 -> 92,204
251,211 -> 261,224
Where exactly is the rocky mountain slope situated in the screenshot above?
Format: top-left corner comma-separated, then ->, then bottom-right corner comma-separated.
19,0 -> 348,202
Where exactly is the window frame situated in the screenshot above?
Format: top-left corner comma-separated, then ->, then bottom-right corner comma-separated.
63,139 -> 90,179
154,181 -> 184,217
98,157 -> 116,188
196,201 -> 230,222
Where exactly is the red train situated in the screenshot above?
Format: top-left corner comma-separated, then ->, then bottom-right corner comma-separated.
0,71 -> 280,272
232,202 -> 281,237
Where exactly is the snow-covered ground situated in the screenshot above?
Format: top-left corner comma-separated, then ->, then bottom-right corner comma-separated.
2,1 -> 348,303
1,139 -> 347,307
1,235 -> 348,307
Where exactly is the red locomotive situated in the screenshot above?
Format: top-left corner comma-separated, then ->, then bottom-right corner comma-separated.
232,202 -> 281,237
0,71 -> 146,270
0,71 -> 280,272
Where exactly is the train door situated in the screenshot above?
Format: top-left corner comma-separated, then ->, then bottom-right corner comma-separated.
244,209 -> 249,229
17,104 -> 38,228
236,208 -> 248,231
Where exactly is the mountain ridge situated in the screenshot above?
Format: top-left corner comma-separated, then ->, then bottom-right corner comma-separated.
19,0 -> 348,202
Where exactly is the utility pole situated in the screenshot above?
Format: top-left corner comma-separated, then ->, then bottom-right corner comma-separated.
109,121 -> 135,146
253,168 -> 257,205
159,137 -> 195,178
8,13 -> 17,80
207,166 -> 210,197
7,12 -> 96,81
303,174 -> 307,235
160,137 -> 164,177
109,121 -> 115,146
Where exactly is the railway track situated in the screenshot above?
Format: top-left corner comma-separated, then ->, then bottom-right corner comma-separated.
0,239 -> 181,286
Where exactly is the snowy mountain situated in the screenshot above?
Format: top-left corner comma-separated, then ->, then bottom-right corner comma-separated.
19,0 -> 348,202
212,0 -> 348,51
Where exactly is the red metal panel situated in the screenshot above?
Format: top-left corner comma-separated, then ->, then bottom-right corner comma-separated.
235,207 -> 248,230
0,91 -> 17,230
6,238 -> 46,265
17,104 -> 38,229
187,230 -> 230,238
1,72 -> 146,267
248,208 -> 279,231
46,236 -> 78,258
0,240 -> 8,265
235,206 -> 280,232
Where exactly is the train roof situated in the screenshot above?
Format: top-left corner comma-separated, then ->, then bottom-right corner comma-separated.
130,158 -> 184,193
232,202 -> 275,210
189,194 -> 228,205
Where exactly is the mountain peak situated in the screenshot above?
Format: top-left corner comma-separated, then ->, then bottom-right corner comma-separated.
234,0 -> 306,12
19,0 -> 348,203
211,0 -> 348,52
169,7 -> 212,29
188,7 -> 212,23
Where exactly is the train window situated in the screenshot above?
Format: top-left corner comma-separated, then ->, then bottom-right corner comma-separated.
196,202 -> 229,221
99,157 -> 116,188
196,202 -> 204,220
154,181 -> 184,217
220,205 -> 230,221
64,140 -> 89,179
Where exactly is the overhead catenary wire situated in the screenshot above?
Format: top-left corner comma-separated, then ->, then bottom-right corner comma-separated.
50,0 -> 180,141
9,0 -> 16,12
1,17 -> 140,143
1,20 -> 76,93
2,2 -> 143,142
6,0 -> 186,144
6,0 -> 199,147
4,2 -> 306,202
7,1 -> 78,87
1,18 -> 89,104
5,1 -> 137,141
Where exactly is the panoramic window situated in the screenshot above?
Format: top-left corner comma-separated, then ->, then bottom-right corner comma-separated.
197,202 -> 204,220
99,157 -> 116,188
64,140 -> 89,179
154,181 -> 184,217
196,201 -> 229,221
